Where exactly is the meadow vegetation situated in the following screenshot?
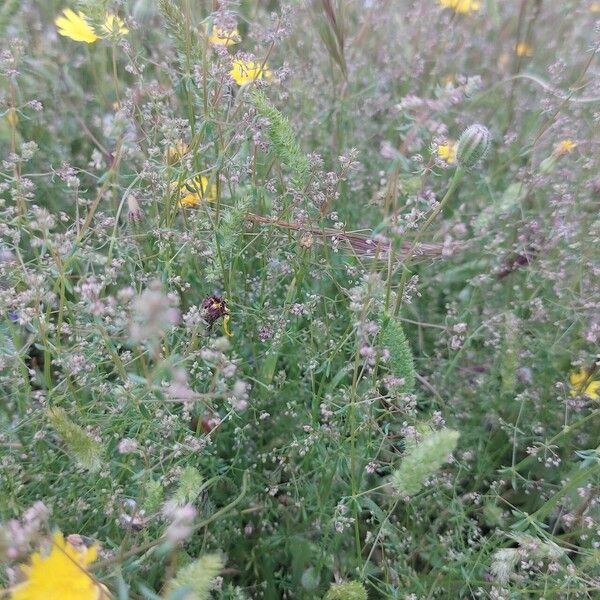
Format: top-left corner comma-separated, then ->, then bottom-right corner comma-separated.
1,0 -> 600,598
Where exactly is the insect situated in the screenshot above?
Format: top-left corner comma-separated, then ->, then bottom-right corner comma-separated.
201,295 -> 233,337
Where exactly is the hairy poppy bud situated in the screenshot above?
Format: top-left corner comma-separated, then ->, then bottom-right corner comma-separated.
127,195 -> 143,223
457,124 -> 491,169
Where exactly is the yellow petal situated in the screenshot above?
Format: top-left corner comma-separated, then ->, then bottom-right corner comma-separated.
584,381 -> 600,400
569,368 -> 588,388
55,9 -> 98,43
223,314 -> 233,337
208,25 -> 240,46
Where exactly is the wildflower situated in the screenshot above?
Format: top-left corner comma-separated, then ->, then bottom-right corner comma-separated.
100,14 -> 129,37
165,140 -> 190,164
163,503 -> 197,545
569,368 -> 600,400
174,176 -> 217,207
515,42 -> 534,57
208,25 -> 240,46
55,9 -> 98,43
438,0 -> 480,14
10,532 -> 105,600
591,2 -> 600,12
55,9 -> 128,43
554,139 -> 577,157
6,108 -> 18,127
230,59 -> 272,86
130,280 -> 180,343
437,141 -> 457,164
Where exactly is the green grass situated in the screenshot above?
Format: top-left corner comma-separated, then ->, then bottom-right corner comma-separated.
1,1 -> 600,599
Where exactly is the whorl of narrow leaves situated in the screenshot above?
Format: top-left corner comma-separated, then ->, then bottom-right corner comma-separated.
168,553 -> 224,600
325,581 -> 368,600
47,407 -> 103,472
381,313 -> 416,394
392,429 -> 459,497
251,90 -> 309,189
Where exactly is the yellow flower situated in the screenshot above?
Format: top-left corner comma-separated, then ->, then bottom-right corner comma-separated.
515,42 -> 534,57
100,14 -> 129,37
6,108 -> 18,127
55,9 -> 99,43
569,368 -> 600,400
208,25 -> 240,46
591,2 -> 600,12
165,141 -> 190,164
10,532 -> 105,600
55,9 -> 128,43
554,139 -> 577,157
437,142 -> 457,165
174,176 -> 217,207
230,59 -> 272,86
439,0 -> 480,14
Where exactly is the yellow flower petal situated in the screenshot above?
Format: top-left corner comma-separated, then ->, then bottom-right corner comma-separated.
554,139 -> 576,157
55,9 -> 98,43
174,176 -> 217,207
11,531 -> 102,600
208,25 -> 240,46
439,0 -> 480,14
100,13 -> 129,36
230,59 -> 272,86
584,380 -> 600,400
165,141 -> 190,164
437,142 -> 457,164
569,367 -> 588,388
223,314 -> 233,337
515,42 -> 534,57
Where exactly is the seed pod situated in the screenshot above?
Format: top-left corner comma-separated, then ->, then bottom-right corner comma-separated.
457,124 -> 491,169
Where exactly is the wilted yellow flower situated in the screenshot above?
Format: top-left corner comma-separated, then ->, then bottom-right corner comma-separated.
437,141 -> 457,164
6,107 -> 18,127
554,139 -> 577,157
165,141 -> 190,164
515,42 -> 534,57
10,532 -> 105,600
100,14 -> 129,37
174,176 -> 217,207
569,368 -> 600,400
55,9 -> 98,43
439,0 -> 480,14
208,25 -> 240,46
230,59 -> 272,86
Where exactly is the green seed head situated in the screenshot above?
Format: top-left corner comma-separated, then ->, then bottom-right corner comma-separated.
457,124 -> 491,169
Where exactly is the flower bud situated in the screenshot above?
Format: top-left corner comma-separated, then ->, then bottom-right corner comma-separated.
457,124 -> 491,169
127,195 -> 143,223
